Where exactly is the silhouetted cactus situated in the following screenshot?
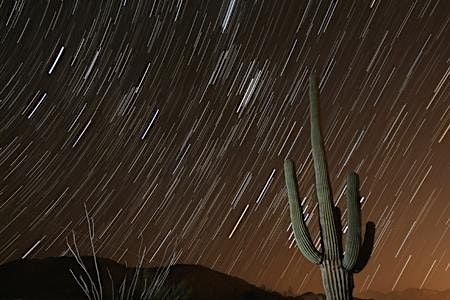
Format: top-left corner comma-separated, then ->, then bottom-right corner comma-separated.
284,73 -> 375,299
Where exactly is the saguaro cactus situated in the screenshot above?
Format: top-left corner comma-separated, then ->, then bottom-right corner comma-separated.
284,73 -> 374,299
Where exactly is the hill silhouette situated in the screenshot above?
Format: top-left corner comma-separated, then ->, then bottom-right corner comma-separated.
362,288 -> 450,300
0,256 -> 446,299
0,256 -> 316,299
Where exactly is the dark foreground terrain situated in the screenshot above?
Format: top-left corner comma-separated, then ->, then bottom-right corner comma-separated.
362,289 -> 450,300
0,256 -> 447,299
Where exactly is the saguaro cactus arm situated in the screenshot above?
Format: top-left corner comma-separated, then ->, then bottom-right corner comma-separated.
284,159 -> 322,265
342,172 -> 362,271
354,221 -> 376,273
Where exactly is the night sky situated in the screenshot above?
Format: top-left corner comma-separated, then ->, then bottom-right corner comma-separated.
0,0 -> 449,296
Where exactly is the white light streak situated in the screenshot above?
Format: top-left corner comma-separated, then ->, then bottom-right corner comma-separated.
392,254 -> 412,291
48,46 -> 64,74
228,204 -> 249,239
27,92 -> 47,119
141,109 -> 160,140
22,239 -> 42,259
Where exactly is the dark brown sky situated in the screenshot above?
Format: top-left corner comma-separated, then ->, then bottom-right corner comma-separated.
0,0 -> 449,296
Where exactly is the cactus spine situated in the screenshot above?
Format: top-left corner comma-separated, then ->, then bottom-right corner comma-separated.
284,73 -> 374,299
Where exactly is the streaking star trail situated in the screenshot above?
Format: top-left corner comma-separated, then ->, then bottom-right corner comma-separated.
0,0 -> 449,296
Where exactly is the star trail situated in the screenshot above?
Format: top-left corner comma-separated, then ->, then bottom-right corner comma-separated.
0,0 -> 449,296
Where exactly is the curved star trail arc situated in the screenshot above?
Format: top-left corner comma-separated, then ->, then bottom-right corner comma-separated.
0,0 -> 449,295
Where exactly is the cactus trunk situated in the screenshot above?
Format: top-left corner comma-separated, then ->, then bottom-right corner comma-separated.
320,260 -> 353,299
308,73 -> 340,261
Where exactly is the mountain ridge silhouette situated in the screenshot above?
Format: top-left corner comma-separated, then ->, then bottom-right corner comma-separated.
0,256 -> 447,299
